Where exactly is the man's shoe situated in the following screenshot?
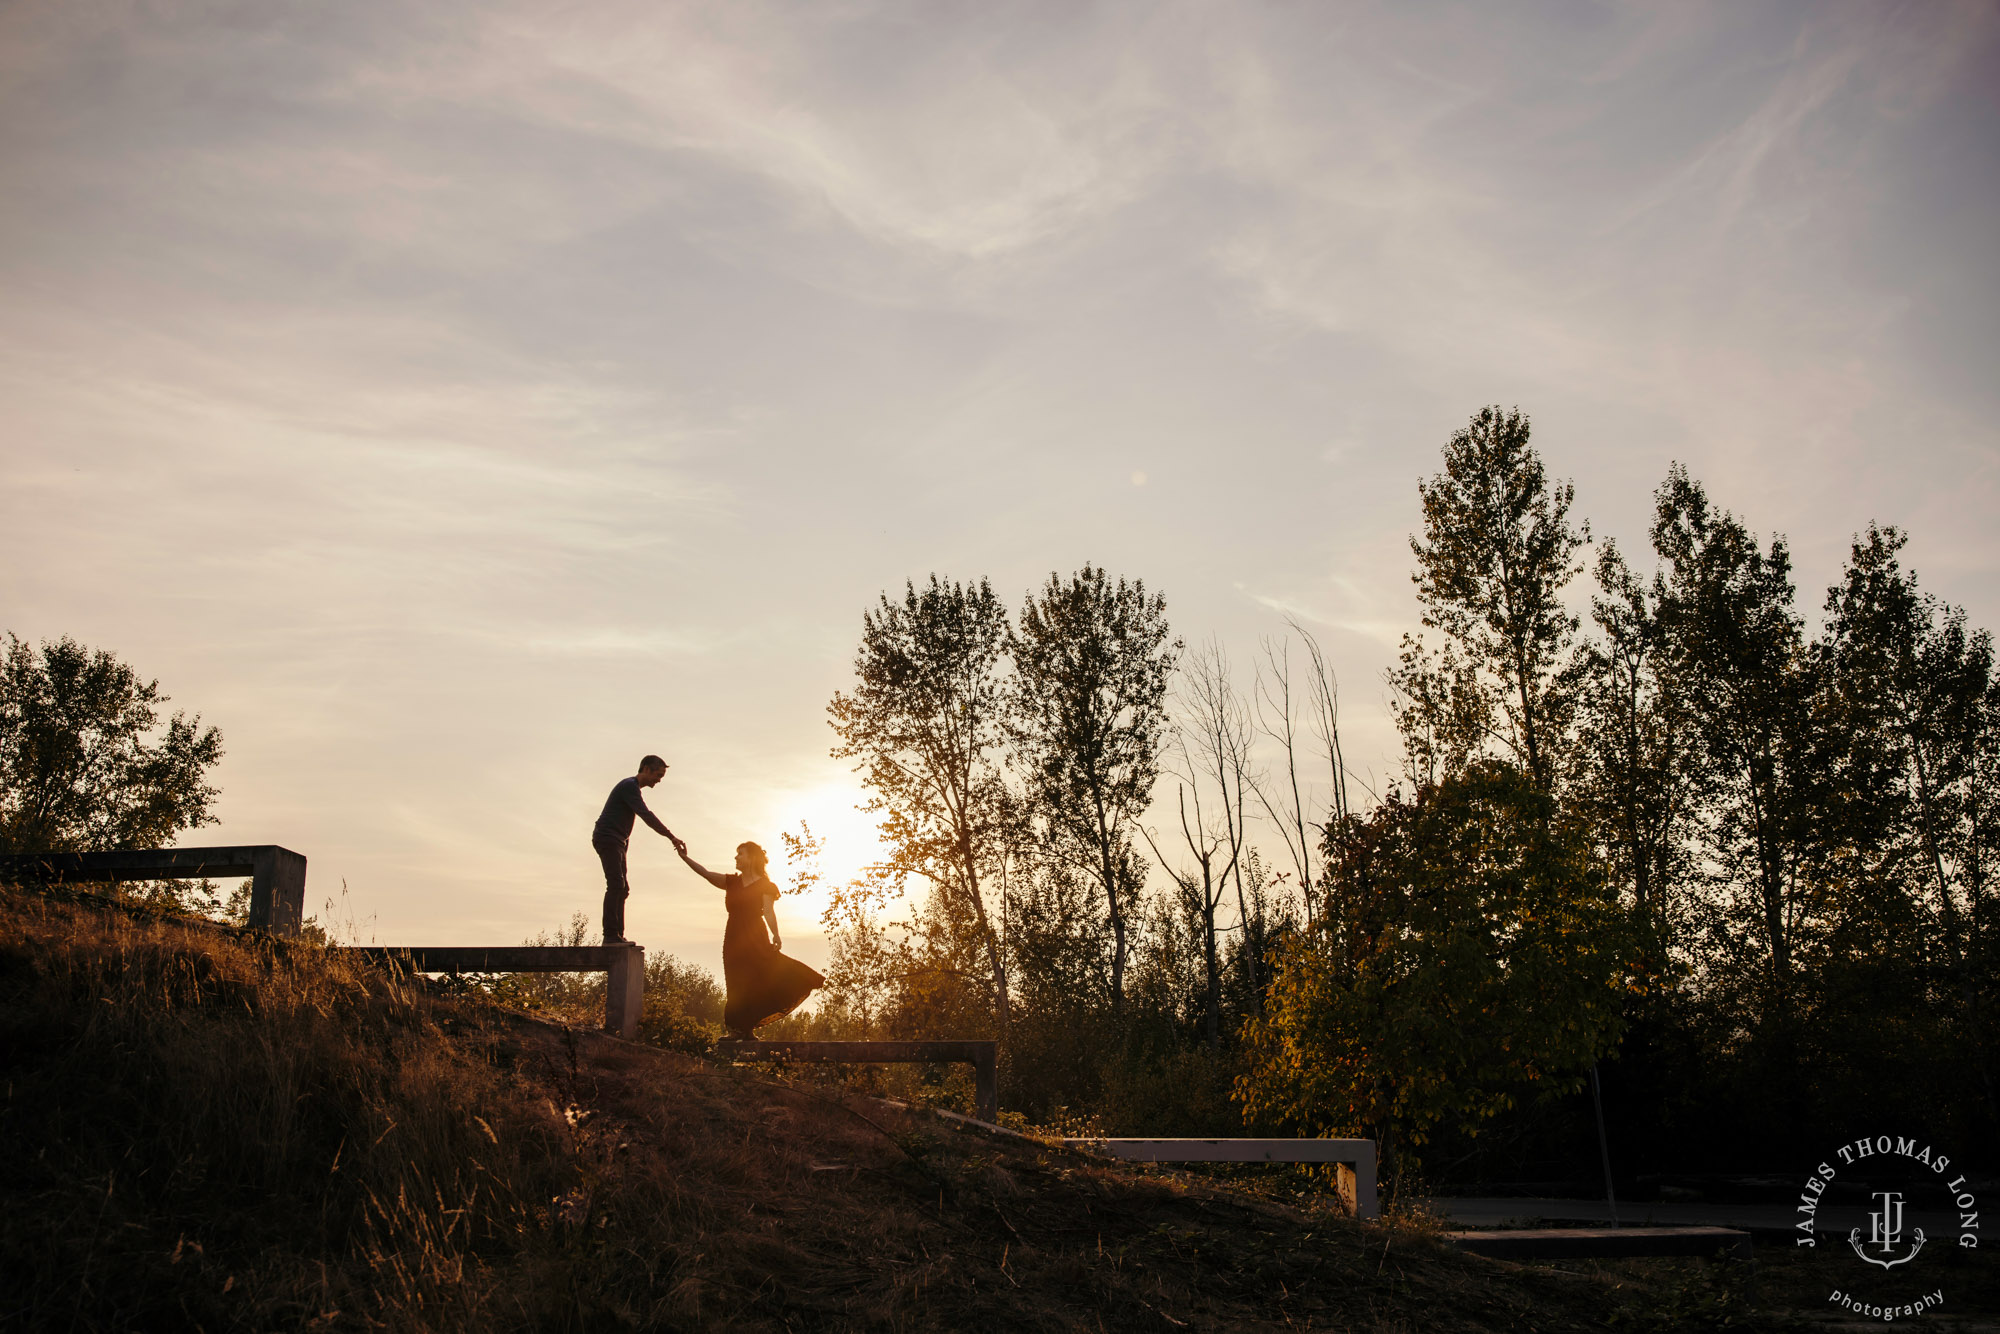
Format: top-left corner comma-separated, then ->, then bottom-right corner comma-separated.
604,935 -> 627,945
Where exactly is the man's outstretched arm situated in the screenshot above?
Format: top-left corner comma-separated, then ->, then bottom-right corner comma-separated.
620,784 -> 682,847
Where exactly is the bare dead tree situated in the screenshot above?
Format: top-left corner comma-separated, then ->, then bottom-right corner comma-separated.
1251,619 -> 1356,927
1251,635 -> 1318,924
1145,642 -> 1256,1046
1139,778 -> 1235,1047
1181,642 -> 1263,1002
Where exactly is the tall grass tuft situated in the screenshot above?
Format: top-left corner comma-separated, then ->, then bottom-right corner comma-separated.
0,885 -> 575,1329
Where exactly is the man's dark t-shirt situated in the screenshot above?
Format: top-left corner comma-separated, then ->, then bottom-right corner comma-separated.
593,776 -> 673,845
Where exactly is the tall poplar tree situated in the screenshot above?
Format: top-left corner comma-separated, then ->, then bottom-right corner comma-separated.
1650,466 -> 1818,1022
1818,525 -> 1999,1121
1570,541 -> 1693,929
1011,565 -> 1179,1012
1394,406 -> 1589,791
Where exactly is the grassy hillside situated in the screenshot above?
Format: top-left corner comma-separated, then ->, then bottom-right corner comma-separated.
2,885 -> 1764,1332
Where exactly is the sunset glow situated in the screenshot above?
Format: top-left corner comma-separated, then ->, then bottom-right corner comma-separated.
765,780 -> 892,922
1,1 -> 1992,972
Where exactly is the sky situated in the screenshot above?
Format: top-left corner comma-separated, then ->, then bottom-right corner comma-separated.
3,1 -> 1997,973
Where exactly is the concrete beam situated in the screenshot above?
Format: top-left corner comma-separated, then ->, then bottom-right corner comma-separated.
718,1039 -> 999,1124
0,846 -> 308,935
344,945 -> 637,972
342,943 -> 647,1039
1064,1137 -> 1379,1220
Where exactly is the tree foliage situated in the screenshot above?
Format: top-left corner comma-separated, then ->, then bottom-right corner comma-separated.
1649,466 -> 1819,1016
827,577 -> 1016,1026
1395,407 -> 1588,791
1814,524 -> 2000,1121
1011,565 -> 1180,1010
1570,540 -> 1691,931
1239,764 -> 1635,1180
0,634 -> 223,856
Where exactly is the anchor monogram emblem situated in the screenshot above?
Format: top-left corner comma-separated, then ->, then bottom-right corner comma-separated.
1849,1191 -> 1926,1270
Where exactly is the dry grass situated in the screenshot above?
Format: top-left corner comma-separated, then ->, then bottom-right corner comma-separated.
1,884 -> 1784,1331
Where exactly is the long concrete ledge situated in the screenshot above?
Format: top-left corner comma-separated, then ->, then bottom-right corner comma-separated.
1447,1226 -> 1752,1261
1063,1137 -> 1379,1220
341,944 -> 645,1040
0,846 -> 308,935
718,1039 -> 998,1124
343,945 -> 638,971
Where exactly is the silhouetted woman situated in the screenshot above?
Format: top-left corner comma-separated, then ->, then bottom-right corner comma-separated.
677,840 -> 824,1038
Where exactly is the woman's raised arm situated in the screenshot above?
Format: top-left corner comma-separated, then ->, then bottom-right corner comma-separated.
676,847 -> 730,890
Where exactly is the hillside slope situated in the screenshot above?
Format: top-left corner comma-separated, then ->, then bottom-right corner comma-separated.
2,886 -> 1718,1332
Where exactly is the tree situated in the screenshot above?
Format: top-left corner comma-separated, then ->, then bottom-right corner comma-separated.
1251,620 -> 1359,929
828,577 -> 1016,1028
1011,565 -> 1180,1012
1237,763 -> 1635,1185
0,634 -> 223,856
1394,407 -> 1589,791
1388,636 -> 1489,791
1570,540 -> 1694,930
1817,525 -> 1999,1121
1649,466 -> 1819,1022
1146,641 -> 1253,1046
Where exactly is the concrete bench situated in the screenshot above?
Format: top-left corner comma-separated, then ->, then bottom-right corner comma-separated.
0,845 -> 308,934
717,1039 -> 999,1124
343,944 -> 646,1039
1063,1137 -> 1379,1220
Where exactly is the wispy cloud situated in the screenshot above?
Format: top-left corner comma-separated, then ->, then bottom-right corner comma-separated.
330,2 -> 1189,267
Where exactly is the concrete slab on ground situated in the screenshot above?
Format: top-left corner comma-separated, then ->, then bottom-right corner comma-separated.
1429,1197 -> 1958,1238
1448,1226 -> 1753,1261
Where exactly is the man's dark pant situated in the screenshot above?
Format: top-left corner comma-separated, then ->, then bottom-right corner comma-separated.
594,835 -> 630,943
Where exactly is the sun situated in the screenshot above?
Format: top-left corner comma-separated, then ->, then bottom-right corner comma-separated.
766,779 -> 889,917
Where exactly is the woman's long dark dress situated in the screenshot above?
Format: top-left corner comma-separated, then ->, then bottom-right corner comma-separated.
719,872 -> 824,1036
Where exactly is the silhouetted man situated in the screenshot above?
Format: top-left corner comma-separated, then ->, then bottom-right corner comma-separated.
593,755 -> 683,945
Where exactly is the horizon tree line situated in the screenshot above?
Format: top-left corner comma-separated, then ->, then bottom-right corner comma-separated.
5,404 -> 1993,1180
809,404 -> 1998,1179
